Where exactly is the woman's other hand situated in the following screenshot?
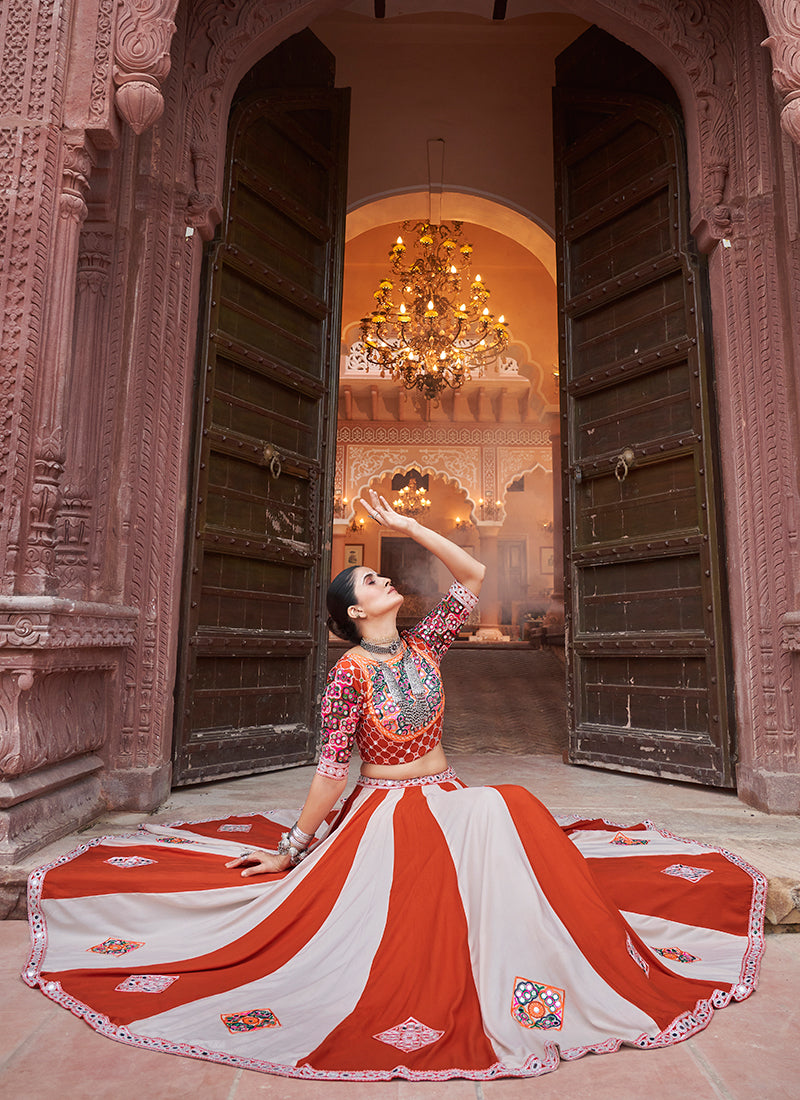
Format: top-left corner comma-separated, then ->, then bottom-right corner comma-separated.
225,850 -> 291,876
358,488 -> 415,534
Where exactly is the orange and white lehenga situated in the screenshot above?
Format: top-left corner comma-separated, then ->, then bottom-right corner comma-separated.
23,584 -> 765,1081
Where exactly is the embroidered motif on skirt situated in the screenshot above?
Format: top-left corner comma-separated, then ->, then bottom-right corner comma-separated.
221,1009 -> 281,1033
662,863 -> 713,882
218,824 -> 252,832
626,933 -> 650,976
655,947 -> 701,963
511,978 -> 565,1031
104,857 -> 156,868
155,837 -> 194,845
115,974 -> 179,993
373,1017 -> 445,1052
88,938 -> 145,956
611,832 -> 650,845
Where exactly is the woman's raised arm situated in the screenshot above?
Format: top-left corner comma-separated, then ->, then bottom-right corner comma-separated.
359,488 -> 486,595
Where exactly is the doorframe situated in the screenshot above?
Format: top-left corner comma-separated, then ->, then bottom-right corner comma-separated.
147,0 -> 799,811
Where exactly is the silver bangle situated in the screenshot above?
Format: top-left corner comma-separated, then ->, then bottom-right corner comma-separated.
277,832 -> 310,866
289,822 -> 314,847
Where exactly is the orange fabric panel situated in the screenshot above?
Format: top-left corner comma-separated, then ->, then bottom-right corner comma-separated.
306,787 -> 496,1072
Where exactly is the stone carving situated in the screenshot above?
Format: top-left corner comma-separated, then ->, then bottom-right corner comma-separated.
345,447 -> 482,507
0,668 -> 110,777
0,606 -> 137,649
497,448 -> 553,494
113,0 -> 181,134
183,0 -> 310,236
783,612 -> 800,651
0,124 -> 60,585
18,138 -> 92,594
89,0 -> 117,121
760,0 -> 800,145
24,433 -> 64,584
339,424 -> 551,447
55,229 -> 113,594
615,0 -> 737,248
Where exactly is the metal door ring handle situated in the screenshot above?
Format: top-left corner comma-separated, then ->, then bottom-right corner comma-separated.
262,443 -> 281,479
614,447 -> 635,483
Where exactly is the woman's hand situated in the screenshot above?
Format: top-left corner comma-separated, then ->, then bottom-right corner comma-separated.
225,849 -> 291,876
358,488 -> 416,534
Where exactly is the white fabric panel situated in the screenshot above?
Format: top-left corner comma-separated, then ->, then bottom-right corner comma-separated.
128,789 -> 400,1066
567,827 -> 714,860
622,910 -> 749,985
425,786 -> 658,1068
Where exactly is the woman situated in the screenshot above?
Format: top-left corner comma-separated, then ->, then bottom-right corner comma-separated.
23,491 -> 765,1081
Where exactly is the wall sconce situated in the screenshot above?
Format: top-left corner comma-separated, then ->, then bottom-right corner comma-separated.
454,515 -> 474,530
333,493 -> 348,519
477,498 -> 502,522
348,515 -> 365,534
540,519 -> 554,533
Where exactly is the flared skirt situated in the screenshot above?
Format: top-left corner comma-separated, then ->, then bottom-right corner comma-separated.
23,770 -> 766,1081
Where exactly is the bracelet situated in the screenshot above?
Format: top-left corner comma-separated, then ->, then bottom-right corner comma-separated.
277,832 -> 310,866
288,822 -> 314,848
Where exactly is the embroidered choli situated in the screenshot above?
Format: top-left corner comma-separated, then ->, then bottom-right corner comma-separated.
316,582 -> 478,780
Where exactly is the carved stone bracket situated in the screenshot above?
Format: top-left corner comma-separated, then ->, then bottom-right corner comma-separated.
113,0 -> 181,135
783,610 -> 800,651
760,0 -> 800,146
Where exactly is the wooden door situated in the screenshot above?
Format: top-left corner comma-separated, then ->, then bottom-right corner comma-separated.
554,34 -> 735,786
173,73 -> 349,783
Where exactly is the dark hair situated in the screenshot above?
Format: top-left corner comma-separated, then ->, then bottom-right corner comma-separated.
326,565 -> 361,645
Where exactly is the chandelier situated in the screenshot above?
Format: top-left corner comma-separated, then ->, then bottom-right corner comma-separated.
392,482 -> 432,516
359,220 -> 510,401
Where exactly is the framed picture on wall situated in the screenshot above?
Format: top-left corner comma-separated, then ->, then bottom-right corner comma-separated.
540,546 -> 555,575
344,544 -> 364,568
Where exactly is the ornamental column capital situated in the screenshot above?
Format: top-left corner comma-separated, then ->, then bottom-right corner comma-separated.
760,0 -> 800,145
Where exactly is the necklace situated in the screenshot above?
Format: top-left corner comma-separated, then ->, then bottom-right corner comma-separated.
378,648 -> 435,729
360,634 -> 402,655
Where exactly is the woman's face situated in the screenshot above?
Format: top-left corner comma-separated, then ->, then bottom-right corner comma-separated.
350,567 -> 404,622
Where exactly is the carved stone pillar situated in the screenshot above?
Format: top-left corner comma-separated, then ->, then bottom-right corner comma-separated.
760,0 -> 800,145
55,231 -> 114,595
16,140 -> 92,596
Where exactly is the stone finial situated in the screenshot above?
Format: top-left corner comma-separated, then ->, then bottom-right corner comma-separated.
113,0 -> 180,135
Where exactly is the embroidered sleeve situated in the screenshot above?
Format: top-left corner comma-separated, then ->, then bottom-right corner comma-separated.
405,581 -> 479,662
316,659 -> 362,781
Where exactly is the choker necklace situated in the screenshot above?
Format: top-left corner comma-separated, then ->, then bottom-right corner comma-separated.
360,635 -> 402,655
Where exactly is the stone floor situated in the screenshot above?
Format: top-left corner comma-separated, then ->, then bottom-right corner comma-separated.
2,752 -> 799,1098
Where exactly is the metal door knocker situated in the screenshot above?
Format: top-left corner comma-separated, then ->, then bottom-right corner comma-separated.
262,443 -> 282,480
614,447 -> 635,482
